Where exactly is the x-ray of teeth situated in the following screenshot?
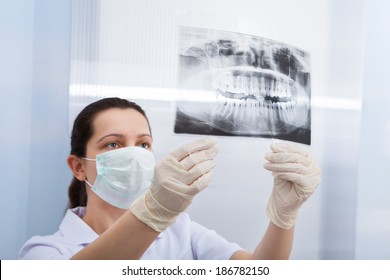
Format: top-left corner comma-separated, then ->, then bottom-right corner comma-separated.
174,26 -> 311,145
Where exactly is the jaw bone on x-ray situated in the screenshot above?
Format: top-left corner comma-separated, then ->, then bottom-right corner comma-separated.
174,26 -> 311,145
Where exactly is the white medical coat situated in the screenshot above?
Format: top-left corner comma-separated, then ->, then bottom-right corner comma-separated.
19,207 -> 242,260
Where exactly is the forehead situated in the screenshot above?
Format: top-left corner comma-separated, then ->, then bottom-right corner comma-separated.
92,108 -> 150,136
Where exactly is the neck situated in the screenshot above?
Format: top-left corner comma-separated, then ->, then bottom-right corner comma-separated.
82,201 -> 127,235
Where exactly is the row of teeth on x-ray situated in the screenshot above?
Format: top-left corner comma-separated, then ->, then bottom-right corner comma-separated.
213,76 -> 292,97
215,97 -> 297,125
212,73 -> 296,109
216,94 -> 297,109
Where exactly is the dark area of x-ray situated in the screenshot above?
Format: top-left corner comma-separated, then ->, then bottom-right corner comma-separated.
174,26 -> 311,145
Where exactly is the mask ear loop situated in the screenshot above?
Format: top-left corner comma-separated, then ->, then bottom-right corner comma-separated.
84,179 -> 93,188
82,157 -> 96,188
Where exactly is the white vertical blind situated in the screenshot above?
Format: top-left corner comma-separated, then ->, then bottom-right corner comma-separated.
70,0 -> 180,93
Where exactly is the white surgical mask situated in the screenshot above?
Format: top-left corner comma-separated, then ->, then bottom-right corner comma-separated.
83,146 -> 155,209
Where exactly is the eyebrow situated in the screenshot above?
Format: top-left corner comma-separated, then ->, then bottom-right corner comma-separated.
96,133 -> 124,144
96,133 -> 152,143
137,133 -> 152,139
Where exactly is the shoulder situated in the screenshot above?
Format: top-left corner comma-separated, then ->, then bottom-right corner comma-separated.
18,231 -> 76,260
18,207 -> 95,260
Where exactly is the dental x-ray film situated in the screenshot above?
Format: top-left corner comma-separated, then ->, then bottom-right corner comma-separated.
174,26 -> 311,145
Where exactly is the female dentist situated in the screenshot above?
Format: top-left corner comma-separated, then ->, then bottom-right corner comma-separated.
19,97 -> 321,260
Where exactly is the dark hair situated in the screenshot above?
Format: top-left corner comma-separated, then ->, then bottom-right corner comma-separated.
67,97 -> 151,208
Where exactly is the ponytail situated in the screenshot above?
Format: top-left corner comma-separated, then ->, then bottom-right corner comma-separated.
67,177 -> 87,208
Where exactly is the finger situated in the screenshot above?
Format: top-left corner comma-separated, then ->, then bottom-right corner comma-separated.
269,142 -> 309,157
274,172 -> 306,185
170,138 -> 217,161
275,172 -> 319,192
190,171 -> 213,192
180,145 -> 218,170
161,156 -> 215,186
186,159 -> 216,185
264,162 -> 312,175
152,182 -> 192,212
265,152 -> 311,167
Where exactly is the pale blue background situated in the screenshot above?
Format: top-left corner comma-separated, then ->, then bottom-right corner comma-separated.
0,0 -> 71,259
0,0 -> 389,259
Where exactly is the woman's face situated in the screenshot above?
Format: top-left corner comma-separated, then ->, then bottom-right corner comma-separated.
83,108 -> 152,185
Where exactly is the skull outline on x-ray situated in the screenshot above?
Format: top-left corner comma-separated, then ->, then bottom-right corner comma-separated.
175,26 -> 311,144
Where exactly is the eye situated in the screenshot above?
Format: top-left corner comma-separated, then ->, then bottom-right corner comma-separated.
106,142 -> 120,149
137,136 -> 153,150
139,142 -> 150,149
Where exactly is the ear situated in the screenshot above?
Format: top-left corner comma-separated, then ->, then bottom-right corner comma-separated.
67,155 -> 86,181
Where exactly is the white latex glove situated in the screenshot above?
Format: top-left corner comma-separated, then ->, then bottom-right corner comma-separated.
263,142 -> 321,229
130,138 -> 218,232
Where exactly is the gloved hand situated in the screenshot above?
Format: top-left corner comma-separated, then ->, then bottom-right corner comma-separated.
130,138 -> 218,232
263,142 -> 321,229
